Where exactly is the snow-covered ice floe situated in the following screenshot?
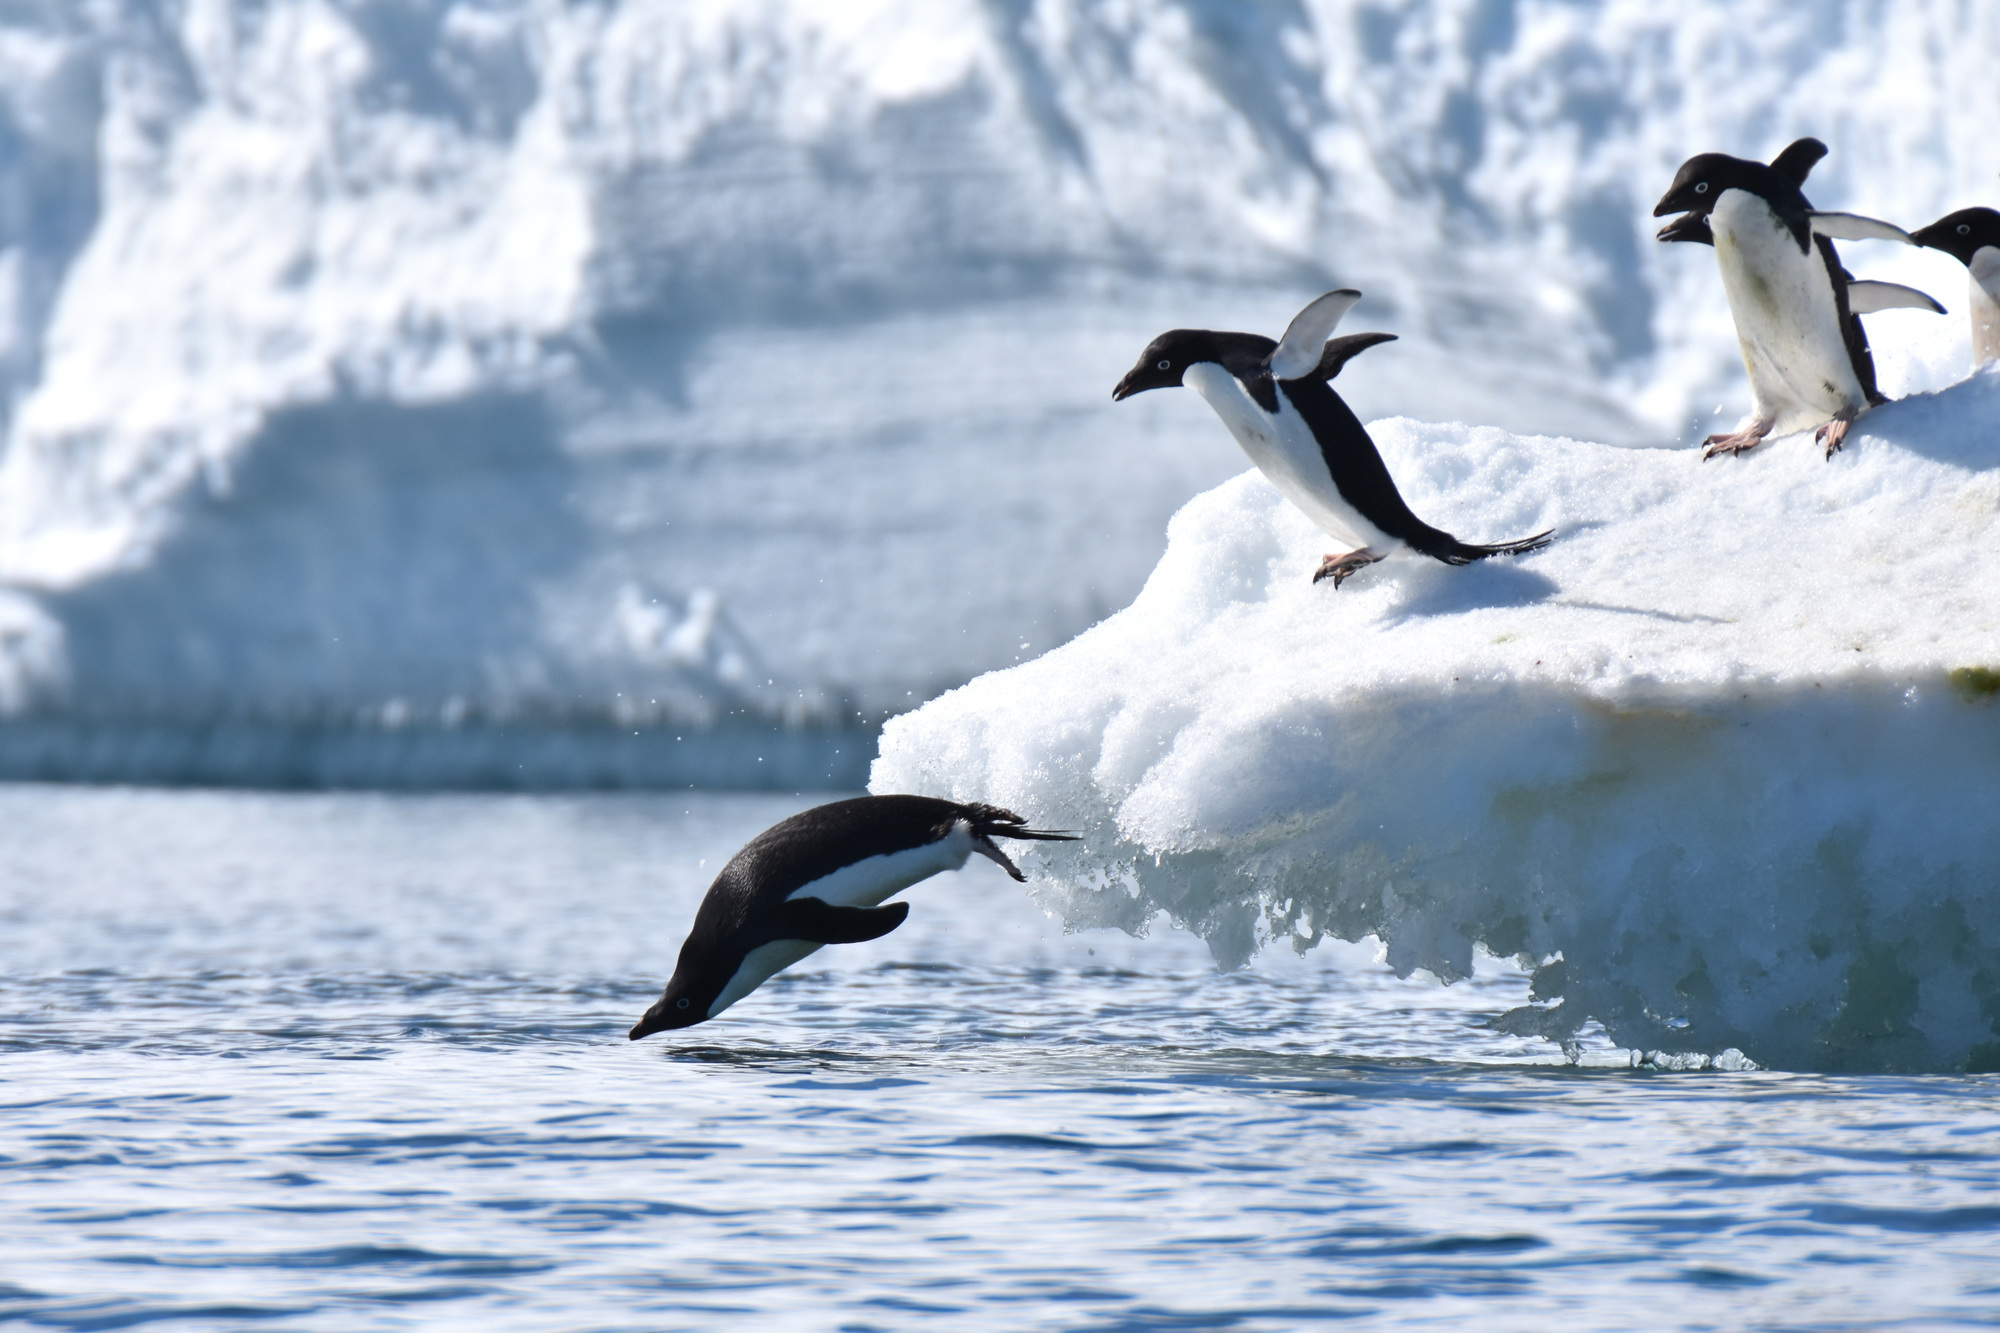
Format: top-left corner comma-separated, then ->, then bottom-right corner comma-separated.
875,368 -> 2000,1073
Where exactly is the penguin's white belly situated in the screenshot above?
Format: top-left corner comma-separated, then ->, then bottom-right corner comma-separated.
1711,189 -> 1866,435
1185,363 -> 1393,552
708,940 -> 821,1018
707,824 -> 976,1018
785,824 -> 974,909
1969,247 -> 2000,366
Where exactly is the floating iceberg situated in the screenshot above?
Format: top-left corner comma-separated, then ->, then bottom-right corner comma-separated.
874,369 -> 2000,1073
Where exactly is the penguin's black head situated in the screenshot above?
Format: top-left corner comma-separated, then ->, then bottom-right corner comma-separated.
1911,207 -> 2000,266
1114,330 -> 1218,400
629,961 -> 722,1039
1654,211 -> 1714,246
1653,150 -> 1797,231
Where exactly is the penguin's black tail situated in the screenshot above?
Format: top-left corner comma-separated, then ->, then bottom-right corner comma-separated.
962,804 -> 1081,843
1422,528 -> 1555,567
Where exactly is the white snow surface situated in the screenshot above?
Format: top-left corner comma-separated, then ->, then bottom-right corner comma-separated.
874,370 -> 2000,1073
0,0 -> 1996,727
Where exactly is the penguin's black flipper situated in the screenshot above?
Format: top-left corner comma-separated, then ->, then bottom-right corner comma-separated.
1769,137 -> 1828,186
774,898 -> 910,945
1270,289 -> 1362,379
1810,212 -> 1917,244
1846,279 -> 1945,315
1820,237 -> 1886,407
1314,332 -> 1398,382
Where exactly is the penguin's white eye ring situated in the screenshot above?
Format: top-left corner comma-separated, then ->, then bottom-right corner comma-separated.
1959,224 -> 1972,235
676,998 -> 690,1009
1693,182 -> 1709,194
1157,359 -> 1171,371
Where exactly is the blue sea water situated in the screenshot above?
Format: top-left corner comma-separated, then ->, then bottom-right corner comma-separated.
2,784 -> 1997,1331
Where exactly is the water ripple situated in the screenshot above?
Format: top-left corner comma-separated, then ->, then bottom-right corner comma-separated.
1,788 -> 1997,1330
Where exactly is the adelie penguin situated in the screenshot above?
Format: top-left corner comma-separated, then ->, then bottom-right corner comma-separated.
1653,136 -> 1944,461
1911,206 -> 2000,368
1113,290 -> 1553,588
629,796 -> 1076,1037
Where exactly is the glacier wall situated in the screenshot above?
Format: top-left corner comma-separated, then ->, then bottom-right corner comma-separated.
0,0 -> 1995,781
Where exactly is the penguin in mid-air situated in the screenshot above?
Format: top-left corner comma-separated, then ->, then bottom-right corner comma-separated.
1653,136 -> 1943,460
1911,206 -> 2000,367
628,796 -> 1076,1037
1113,290 -> 1553,588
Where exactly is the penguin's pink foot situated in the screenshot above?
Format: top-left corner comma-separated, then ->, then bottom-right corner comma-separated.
1815,407 -> 1859,459
1701,417 -> 1774,460
1313,547 -> 1384,588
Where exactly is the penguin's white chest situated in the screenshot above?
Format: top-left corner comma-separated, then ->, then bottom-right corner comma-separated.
1968,246 -> 2000,366
1710,189 -> 1866,434
1184,363 -> 1391,552
785,823 -> 975,908
707,824 -> 976,1018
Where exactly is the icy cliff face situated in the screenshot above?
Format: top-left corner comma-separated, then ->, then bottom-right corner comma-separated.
0,0 -> 1995,743
873,371 -> 2000,1073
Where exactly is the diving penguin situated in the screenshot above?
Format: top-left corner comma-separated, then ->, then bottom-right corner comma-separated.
1911,207 -> 2000,367
1113,290 -> 1553,588
628,796 -> 1076,1037
1653,137 -> 1943,460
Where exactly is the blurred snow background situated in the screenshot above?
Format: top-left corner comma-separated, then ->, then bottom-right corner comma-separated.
0,0 -> 1994,784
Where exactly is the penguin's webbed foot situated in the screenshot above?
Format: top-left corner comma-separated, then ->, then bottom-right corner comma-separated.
1700,420 -> 1773,460
1815,408 -> 1859,460
1313,548 -> 1384,589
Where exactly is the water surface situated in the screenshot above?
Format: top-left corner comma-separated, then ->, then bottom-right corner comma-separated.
2,786 -> 1995,1330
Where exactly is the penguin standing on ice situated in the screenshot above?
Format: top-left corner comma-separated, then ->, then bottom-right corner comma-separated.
629,796 -> 1075,1036
1113,290 -> 1553,588
1911,207 -> 2000,367
1653,137 -> 1944,460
